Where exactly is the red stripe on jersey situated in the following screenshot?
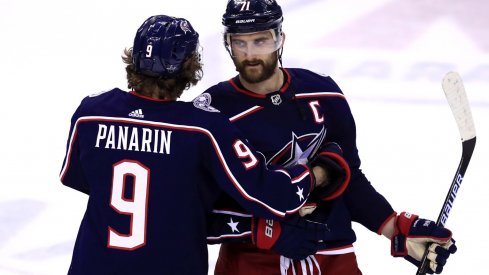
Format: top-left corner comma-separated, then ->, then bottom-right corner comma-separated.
294,92 -> 346,99
281,68 -> 292,92
129,91 -> 174,102
317,244 -> 355,255
229,106 -> 264,122
60,116 -> 294,217
60,126 -> 79,182
229,79 -> 265,98
207,231 -> 252,241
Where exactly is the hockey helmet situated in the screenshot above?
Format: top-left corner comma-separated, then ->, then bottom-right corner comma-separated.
222,0 -> 284,57
132,15 -> 199,77
222,0 -> 283,34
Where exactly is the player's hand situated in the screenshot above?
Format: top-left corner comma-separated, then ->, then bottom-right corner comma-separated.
391,212 -> 457,274
252,215 -> 330,260
308,142 -> 350,200
298,202 -> 317,217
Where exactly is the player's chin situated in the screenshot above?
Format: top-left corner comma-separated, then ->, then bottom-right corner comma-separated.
244,67 -> 263,78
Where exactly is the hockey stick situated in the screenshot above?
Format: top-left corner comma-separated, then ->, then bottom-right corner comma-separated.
416,72 -> 476,275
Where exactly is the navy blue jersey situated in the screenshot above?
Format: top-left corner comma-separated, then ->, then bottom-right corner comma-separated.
203,68 -> 395,251
60,88 -> 315,275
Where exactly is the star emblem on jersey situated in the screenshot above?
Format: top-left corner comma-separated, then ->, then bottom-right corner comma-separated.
273,126 -> 327,168
296,186 -> 305,201
227,217 -> 240,233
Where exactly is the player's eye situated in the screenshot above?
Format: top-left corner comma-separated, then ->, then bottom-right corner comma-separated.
254,38 -> 267,47
232,40 -> 246,48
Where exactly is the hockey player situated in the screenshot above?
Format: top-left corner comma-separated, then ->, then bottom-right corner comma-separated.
202,0 -> 457,274
60,14 -> 343,275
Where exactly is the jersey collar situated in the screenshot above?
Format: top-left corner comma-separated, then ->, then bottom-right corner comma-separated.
129,90 -> 176,103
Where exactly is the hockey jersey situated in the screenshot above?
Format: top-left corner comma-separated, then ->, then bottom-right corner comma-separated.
204,68 -> 395,252
60,88 -> 316,274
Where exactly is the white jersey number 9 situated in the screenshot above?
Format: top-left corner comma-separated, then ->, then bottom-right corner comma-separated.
233,140 -> 258,169
108,160 -> 149,250
145,45 -> 153,58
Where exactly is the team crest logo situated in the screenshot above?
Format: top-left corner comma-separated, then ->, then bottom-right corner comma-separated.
180,20 -> 191,34
165,64 -> 178,73
270,94 -> 282,105
193,93 -> 220,112
268,126 -> 327,167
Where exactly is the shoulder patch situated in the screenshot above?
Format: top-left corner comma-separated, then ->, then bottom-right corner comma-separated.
193,93 -> 220,113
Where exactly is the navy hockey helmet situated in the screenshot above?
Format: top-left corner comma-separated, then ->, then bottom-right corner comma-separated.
222,0 -> 283,34
222,0 -> 284,57
132,15 -> 199,77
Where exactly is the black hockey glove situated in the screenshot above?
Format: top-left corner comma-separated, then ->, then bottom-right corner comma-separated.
252,215 -> 330,260
308,142 -> 350,201
391,212 -> 457,274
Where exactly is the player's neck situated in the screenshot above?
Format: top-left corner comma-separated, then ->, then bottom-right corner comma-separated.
137,88 -> 176,101
239,67 -> 283,95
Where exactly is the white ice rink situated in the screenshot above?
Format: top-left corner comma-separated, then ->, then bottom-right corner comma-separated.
1,0 -> 488,274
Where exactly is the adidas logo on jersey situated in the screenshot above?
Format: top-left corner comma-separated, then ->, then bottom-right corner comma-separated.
128,109 -> 144,118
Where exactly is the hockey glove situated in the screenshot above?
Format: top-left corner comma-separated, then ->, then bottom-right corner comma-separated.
252,215 -> 330,260
309,142 -> 351,200
391,212 -> 457,274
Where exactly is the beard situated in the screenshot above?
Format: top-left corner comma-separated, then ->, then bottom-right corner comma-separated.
233,52 -> 278,84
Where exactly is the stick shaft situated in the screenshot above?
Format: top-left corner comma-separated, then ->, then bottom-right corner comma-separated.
416,138 -> 475,275
415,72 -> 476,274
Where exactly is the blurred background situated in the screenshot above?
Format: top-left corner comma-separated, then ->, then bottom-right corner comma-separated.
0,0 -> 487,274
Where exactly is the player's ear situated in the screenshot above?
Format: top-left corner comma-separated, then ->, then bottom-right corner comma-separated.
280,32 -> 286,47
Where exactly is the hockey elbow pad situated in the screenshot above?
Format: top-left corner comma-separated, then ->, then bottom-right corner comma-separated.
309,142 -> 351,200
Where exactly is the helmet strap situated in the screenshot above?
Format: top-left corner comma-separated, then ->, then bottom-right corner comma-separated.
224,33 -> 235,58
278,46 -> 283,68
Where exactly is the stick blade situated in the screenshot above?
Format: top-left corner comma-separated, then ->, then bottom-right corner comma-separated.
442,72 -> 476,141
